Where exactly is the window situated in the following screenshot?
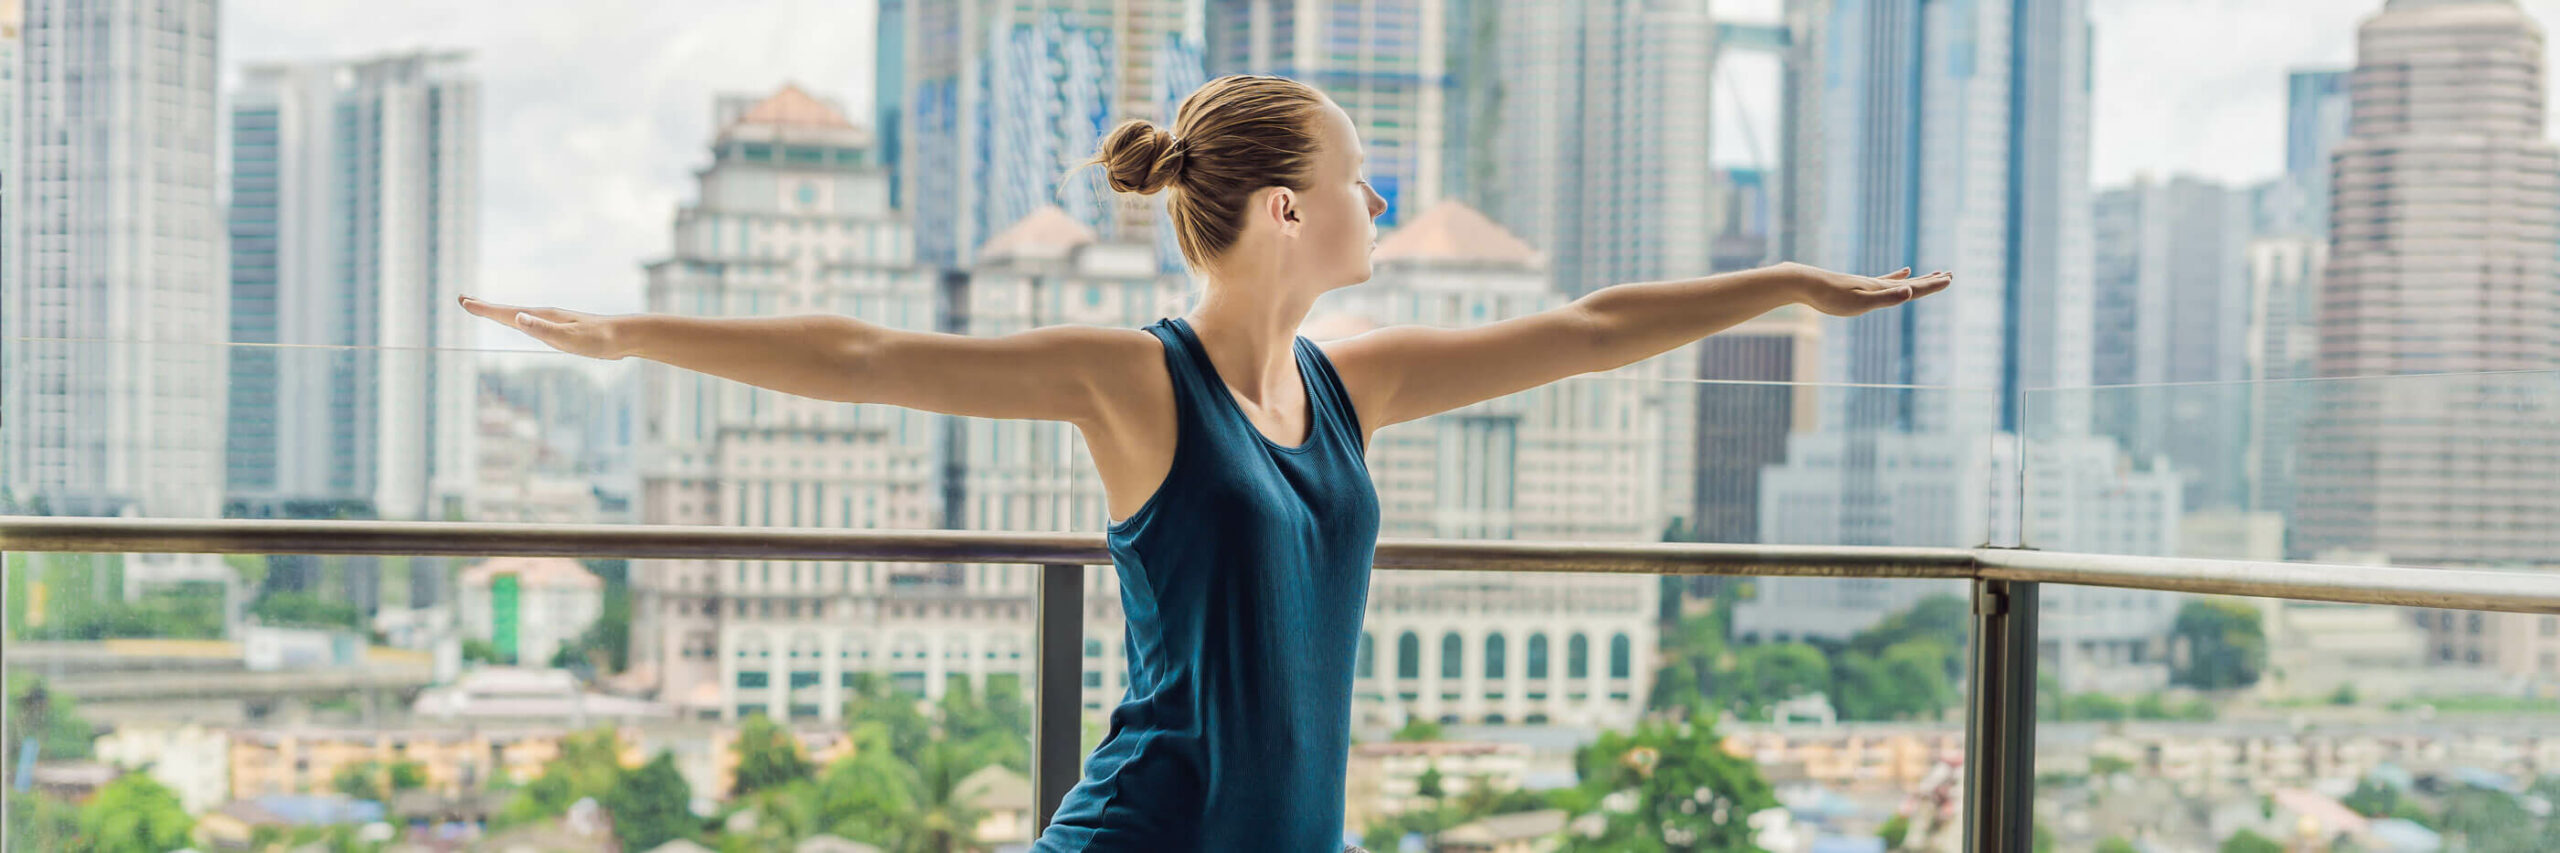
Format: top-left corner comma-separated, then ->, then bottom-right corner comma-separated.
1528,633 -> 1549,679
1484,634 -> 1506,680
1441,633 -> 1463,679
1569,633 -> 1590,679
737,672 -> 768,689
1397,632 -> 1421,679
1609,634 -> 1631,679
1357,632 -> 1375,679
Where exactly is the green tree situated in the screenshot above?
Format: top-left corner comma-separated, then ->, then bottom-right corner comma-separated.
886,740 -> 990,853
2060,693 -> 2130,722
495,726 -> 625,828
813,723 -> 922,844
1879,813 -> 1911,848
732,713 -> 813,798
5,789 -> 83,852
1847,595 -> 1969,677
842,672 -> 934,766
2094,838 -> 2138,853
251,590 -> 362,629
389,760 -> 428,792
607,752 -> 695,851
552,559 -> 633,673
5,674 -> 96,769
334,762 -> 386,802
1393,717 -> 1445,743
1416,763 -> 1447,801
461,638 -> 504,665
78,773 -> 194,853
1730,643 -> 1829,719
2221,829 -> 2284,853
1647,612 -> 1729,717
1564,714 -> 1776,852
2171,599 -> 2267,690
2440,788 -> 2533,851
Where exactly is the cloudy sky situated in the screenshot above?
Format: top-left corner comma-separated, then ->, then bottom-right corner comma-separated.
223,0 -> 2560,349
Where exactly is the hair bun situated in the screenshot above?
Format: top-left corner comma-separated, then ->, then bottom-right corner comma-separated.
1099,120 -> 1186,195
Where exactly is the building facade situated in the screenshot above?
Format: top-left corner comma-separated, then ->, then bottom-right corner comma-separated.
226,53 -> 481,525
2296,0 -> 2560,568
4,0 -> 226,526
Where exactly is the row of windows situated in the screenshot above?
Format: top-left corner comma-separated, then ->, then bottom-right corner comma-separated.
1356,630 -> 1634,681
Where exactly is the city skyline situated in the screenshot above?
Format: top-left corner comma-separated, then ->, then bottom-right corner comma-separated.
222,0 -> 2560,351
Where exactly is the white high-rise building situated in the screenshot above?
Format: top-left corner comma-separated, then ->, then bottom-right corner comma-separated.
3,0 -> 228,591
2089,177 -> 2252,512
630,87 -> 959,721
1305,201 -> 1674,729
1,0 -> 18,301
1450,0 -> 1719,297
226,53 -> 481,523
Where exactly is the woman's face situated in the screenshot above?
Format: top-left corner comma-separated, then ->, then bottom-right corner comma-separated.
1294,103 -> 1390,286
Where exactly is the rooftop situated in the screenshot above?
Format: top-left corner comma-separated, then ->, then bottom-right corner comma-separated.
1372,201 -> 1544,268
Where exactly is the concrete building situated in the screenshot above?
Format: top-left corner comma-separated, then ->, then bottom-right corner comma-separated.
93,722 -> 233,814
1689,305 -> 1823,547
1447,0 -> 1720,296
1343,740 -> 1533,829
2297,0 -> 2560,568
628,86 -> 966,721
896,0 -> 1194,266
2243,234 -> 2328,524
1,0 -> 17,313
225,53 -> 481,526
2090,177 -> 2253,512
474,396 -> 615,525
458,559 -> 604,667
1304,202 -> 1677,729
2283,68 -> 2353,239
3,0 -> 229,593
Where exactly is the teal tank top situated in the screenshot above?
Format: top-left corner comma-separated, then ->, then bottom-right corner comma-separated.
1031,316 -> 1381,851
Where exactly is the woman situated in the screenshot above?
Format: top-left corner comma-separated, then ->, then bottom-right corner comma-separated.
460,74 -> 1948,852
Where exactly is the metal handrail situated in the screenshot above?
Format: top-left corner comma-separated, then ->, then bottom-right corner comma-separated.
8,514 -> 2560,852
5,516 -> 2556,613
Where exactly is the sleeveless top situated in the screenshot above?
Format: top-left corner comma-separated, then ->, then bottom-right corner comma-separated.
1030,316 -> 1382,852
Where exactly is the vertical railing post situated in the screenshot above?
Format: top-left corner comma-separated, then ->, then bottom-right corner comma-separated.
1964,576 -> 2040,852
1033,562 -> 1086,831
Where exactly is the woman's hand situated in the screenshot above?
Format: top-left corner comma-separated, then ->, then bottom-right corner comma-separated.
457,296 -> 632,360
1787,264 -> 1954,317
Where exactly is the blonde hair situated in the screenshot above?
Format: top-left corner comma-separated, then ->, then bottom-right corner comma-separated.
1089,75 -> 1331,268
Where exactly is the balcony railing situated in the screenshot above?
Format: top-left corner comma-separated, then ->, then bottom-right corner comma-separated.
8,515 -> 2558,851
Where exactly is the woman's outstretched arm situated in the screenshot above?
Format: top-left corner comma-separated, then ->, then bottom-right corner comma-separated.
1319,263 -> 1953,431
456,296 -> 1152,424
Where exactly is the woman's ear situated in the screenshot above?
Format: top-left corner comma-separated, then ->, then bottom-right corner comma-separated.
1264,187 -> 1301,237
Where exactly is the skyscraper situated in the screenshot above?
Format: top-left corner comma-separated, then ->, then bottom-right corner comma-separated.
896,0 -> 1192,267
1442,0 -> 1720,297
2005,0 -> 2095,435
1786,0 -> 2013,436
4,1 -> 225,534
0,0 -> 18,373
2090,177 -> 2251,511
227,53 -> 481,525
2282,69 -> 2352,238
876,0 -> 907,208
1206,0 -> 1448,231
2297,0 -> 2560,566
